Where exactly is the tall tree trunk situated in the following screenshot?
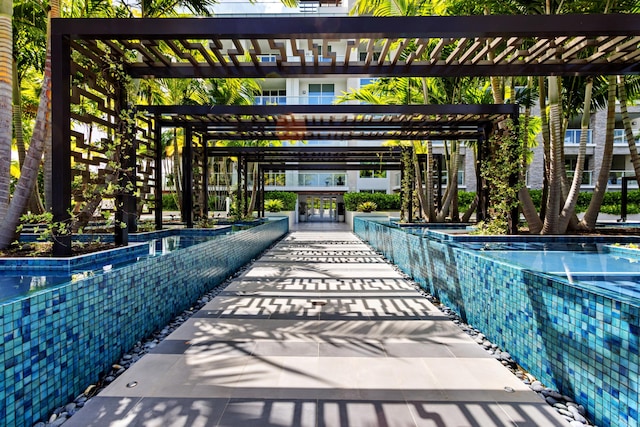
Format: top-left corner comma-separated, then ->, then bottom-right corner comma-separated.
542,76 -> 563,234
412,144 -> 429,220
0,55 -> 50,248
13,61 -> 24,166
618,75 -> 640,186
538,76 -> 550,222
519,76 -> 543,233
13,61 -> 44,215
559,77 -> 593,233
436,141 -> 459,222
0,0 -> 12,220
420,78 -> 435,221
580,76 -> 616,230
247,162 -> 259,214
172,129 -> 182,213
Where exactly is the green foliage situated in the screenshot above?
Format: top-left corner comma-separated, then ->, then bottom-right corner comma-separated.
357,201 -> 378,212
264,191 -> 297,211
480,119 -> 525,234
457,191 -> 476,211
343,192 -> 401,211
162,194 -> 179,210
195,218 -> 218,228
264,199 -> 284,212
136,221 -> 156,232
472,219 -> 509,235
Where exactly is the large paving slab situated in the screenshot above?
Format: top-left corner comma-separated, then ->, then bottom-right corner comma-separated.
64,223 -> 567,427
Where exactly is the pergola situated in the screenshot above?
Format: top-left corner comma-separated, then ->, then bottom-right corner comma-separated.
51,14 -> 640,255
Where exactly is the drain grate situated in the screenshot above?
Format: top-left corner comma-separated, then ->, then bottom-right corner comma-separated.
310,300 -> 327,306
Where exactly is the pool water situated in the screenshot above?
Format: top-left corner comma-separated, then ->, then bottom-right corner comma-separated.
473,243 -> 640,303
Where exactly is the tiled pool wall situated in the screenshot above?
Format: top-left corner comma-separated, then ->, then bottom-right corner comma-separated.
0,218 -> 287,427
355,218 -> 640,427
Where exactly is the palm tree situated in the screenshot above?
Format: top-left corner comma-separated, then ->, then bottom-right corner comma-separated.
0,0 -> 12,222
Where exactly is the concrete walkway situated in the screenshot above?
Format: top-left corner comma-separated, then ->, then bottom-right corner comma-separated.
66,222 -> 566,427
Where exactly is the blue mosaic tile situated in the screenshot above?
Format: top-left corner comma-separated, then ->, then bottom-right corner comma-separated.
355,217 -> 640,427
0,218 -> 287,427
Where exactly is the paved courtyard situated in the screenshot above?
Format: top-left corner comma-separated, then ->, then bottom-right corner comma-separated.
65,222 -> 566,426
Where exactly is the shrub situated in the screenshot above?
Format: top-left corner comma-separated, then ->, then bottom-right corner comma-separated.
343,192 -> 400,211
264,191 -> 297,211
457,191 -> 476,211
264,199 -> 284,212
162,194 -> 179,210
357,201 -> 378,212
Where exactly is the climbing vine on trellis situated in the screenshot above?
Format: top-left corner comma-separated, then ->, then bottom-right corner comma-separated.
477,119 -> 524,234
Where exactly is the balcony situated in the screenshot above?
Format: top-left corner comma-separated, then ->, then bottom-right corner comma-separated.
566,170 -> 594,186
607,170 -> 638,186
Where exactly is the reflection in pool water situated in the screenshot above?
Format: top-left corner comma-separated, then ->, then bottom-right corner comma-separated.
467,242 -> 640,303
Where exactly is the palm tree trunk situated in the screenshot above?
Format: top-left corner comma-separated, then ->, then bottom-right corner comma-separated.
247,162 -> 259,214
0,0 -> 12,220
436,141 -> 459,222
412,146 -> 428,220
580,76 -> 616,230
519,77 -> 543,233
542,76 -> 563,234
538,76 -> 550,222
0,66 -> 49,248
618,75 -> 640,186
13,61 -> 45,215
12,61 -> 24,166
172,129 -> 183,213
559,77 -> 593,233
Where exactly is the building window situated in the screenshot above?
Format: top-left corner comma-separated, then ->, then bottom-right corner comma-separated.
359,78 -> 378,87
257,89 -> 286,105
308,83 -> 334,105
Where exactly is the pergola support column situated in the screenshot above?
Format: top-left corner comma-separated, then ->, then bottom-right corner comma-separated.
51,31 -> 72,256
259,166 -> 265,217
183,125 -> 193,228
154,118 -> 163,230
115,103 -> 137,246
201,136 -> 209,220
508,112 -> 520,235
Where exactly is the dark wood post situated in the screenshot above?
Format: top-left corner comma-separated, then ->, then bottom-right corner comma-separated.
154,118 -> 163,230
183,125 -> 193,228
51,28 -> 72,256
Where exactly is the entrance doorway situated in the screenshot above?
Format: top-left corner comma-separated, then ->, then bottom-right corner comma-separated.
300,195 -> 340,222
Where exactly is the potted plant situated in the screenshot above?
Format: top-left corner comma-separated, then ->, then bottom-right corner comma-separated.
265,199 -> 284,213
357,201 -> 378,212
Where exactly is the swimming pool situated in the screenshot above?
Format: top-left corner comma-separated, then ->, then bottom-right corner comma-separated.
355,217 -> 640,427
0,234 -> 228,304
468,243 -> 640,304
0,219 -> 289,427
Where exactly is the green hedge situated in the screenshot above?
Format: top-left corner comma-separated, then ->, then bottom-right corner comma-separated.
264,191 -> 297,211
478,189 -> 640,215
343,192 -> 401,211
